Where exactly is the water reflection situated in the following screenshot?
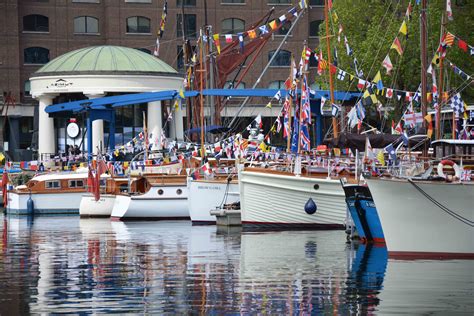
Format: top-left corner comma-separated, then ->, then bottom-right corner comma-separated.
0,214 -> 472,314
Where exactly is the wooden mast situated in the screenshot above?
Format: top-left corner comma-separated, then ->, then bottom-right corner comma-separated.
436,13 -> 446,140
324,0 -> 338,139
420,0 -> 428,128
199,29 -> 206,159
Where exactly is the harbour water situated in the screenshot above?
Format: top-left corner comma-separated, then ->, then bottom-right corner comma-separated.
0,214 -> 472,314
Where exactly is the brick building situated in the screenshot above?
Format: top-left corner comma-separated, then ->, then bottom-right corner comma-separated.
0,0 -> 326,158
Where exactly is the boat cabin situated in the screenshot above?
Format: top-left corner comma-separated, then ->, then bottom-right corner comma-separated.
431,140 -> 474,161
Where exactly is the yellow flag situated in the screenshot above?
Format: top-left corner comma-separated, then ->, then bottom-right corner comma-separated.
399,20 -> 407,36
424,114 -> 433,138
174,99 -> 180,110
266,101 -> 272,108
333,148 -> 341,157
373,71 -> 382,84
377,150 -> 385,166
332,11 -> 339,23
179,88 -> 185,99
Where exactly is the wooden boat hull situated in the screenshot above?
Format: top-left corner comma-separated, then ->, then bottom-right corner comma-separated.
366,178 -> 474,259
187,178 -> 240,224
6,191 -> 83,215
239,169 -> 347,230
110,184 -> 189,220
79,193 -> 116,218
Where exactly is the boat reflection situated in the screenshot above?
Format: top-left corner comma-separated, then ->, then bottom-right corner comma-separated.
0,215 -> 472,314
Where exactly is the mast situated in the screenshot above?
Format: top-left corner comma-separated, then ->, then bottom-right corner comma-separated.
324,0 -> 338,138
420,0 -> 428,130
436,13 -> 446,140
297,45 -> 307,154
199,29 -> 206,159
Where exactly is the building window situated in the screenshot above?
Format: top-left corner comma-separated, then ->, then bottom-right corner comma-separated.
74,16 -> 99,34
23,14 -> 49,32
177,14 -> 197,38
268,0 -> 290,4
224,81 -> 246,89
268,80 -> 286,89
24,81 -> 31,96
125,0 -> 151,3
126,16 -> 151,34
69,180 -> 84,188
221,18 -> 245,34
136,48 -> 151,54
222,0 -> 245,3
277,20 -> 292,35
309,20 -> 323,37
24,47 -> 50,64
45,180 -> 61,189
309,0 -> 324,5
177,0 -> 196,6
268,50 -> 291,67
72,0 -> 100,3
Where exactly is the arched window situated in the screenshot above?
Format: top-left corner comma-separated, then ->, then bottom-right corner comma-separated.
221,18 -> 245,34
136,48 -> 151,54
224,81 -> 245,89
126,16 -> 151,34
268,50 -> 291,67
309,20 -> 323,37
268,80 -> 286,89
23,14 -> 49,32
277,20 -> 292,36
74,16 -> 99,34
24,47 -> 50,64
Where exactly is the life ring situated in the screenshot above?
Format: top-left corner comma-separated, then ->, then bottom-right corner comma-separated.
437,160 -> 461,179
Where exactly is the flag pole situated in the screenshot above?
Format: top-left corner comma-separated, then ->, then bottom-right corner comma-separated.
199,29 -> 206,159
287,54 -> 294,153
325,0 -> 338,139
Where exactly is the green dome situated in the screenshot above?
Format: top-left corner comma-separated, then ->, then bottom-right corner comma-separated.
34,46 -> 177,75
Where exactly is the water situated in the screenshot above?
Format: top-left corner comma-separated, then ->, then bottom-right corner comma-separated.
0,214 -> 472,315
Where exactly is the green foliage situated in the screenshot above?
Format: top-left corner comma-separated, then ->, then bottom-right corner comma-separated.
317,0 -> 473,103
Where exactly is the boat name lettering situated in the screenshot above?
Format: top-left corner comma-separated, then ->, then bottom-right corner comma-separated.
197,185 -> 221,190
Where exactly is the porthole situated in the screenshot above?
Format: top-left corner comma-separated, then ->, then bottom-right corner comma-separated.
158,189 -> 164,195
176,189 -> 182,195
313,184 -> 319,190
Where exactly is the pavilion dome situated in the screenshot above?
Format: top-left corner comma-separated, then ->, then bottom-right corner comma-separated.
34,45 -> 177,76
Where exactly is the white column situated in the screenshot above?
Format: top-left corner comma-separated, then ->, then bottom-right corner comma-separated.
169,103 -> 184,141
85,93 -> 105,155
37,94 -> 57,160
147,101 -> 162,150
175,104 -> 184,141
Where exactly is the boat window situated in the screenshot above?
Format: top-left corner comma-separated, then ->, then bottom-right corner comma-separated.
158,189 -> 164,195
176,189 -> 182,195
45,180 -> 61,189
69,180 -> 84,188
100,179 -> 106,187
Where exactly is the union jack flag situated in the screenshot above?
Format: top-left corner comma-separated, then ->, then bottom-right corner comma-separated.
461,169 -> 471,182
300,76 -> 311,124
300,124 -> 310,151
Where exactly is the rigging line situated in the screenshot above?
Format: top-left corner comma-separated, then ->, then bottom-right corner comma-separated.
408,179 -> 474,226
337,0 -> 402,114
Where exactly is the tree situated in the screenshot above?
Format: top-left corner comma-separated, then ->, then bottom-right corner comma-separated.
316,0 -> 473,129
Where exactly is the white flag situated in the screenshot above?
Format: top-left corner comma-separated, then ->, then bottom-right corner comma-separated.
382,55 -> 393,75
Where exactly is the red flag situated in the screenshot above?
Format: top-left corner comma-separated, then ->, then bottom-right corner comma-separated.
458,39 -> 468,52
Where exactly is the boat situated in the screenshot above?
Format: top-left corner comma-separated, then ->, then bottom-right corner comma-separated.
110,174 -> 189,220
366,140 -> 474,259
188,176 -> 240,224
341,183 -> 385,243
79,177 -> 130,218
239,166 -> 348,230
6,171 -> 109,215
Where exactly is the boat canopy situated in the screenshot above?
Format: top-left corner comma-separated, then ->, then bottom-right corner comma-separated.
327,133 -> 402,151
